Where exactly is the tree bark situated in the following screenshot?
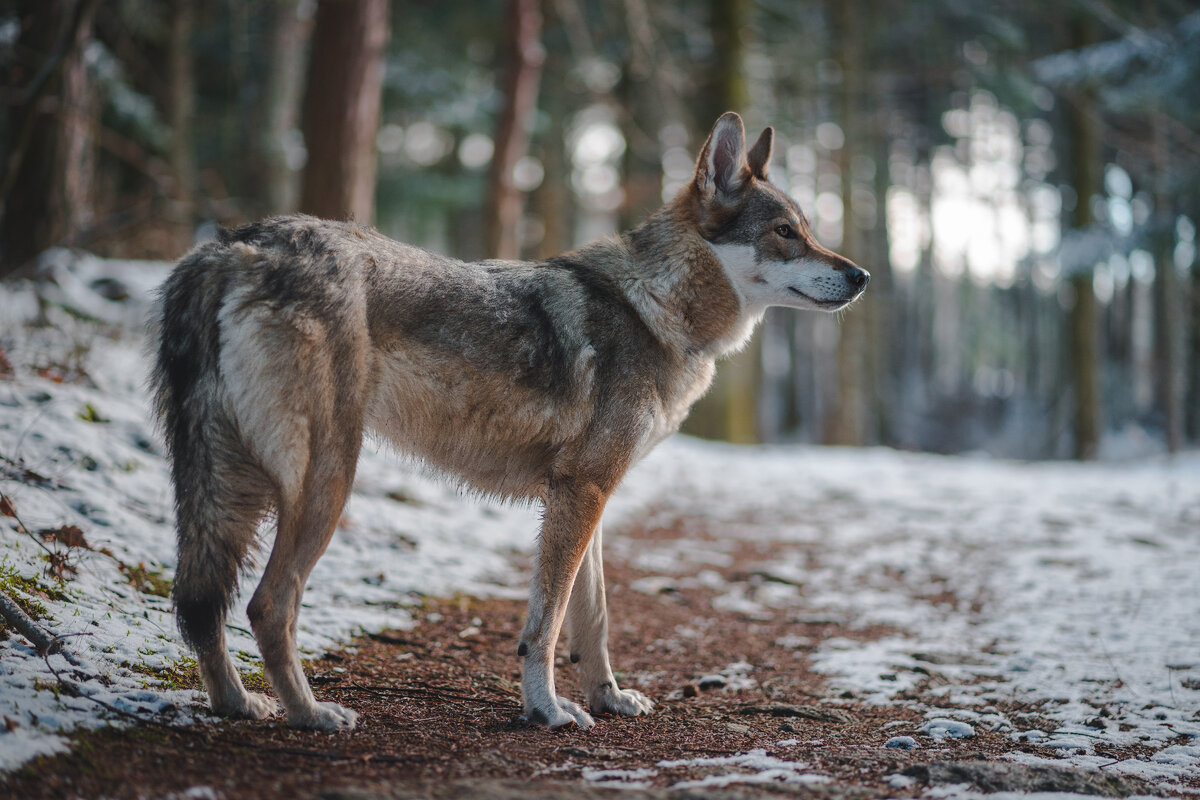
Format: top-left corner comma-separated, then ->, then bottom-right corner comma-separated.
1146,10 -> 1182,453
299,0 -> 389,224
868,102 -> 894,447
1187,244 -> 1200,444
826,0 -> 868,446
0,0 -> 98,275
703,0 -> 750,126
531,0 -> 571,261
1066,15 -> 1102,460
680,0 -> 760,444
484,0 -> 544,259
167,0 -> 197,253
616,60 -> 663,234
262,0 -> 314,215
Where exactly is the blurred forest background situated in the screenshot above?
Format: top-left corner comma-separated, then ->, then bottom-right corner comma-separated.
1,0 -> 1197,460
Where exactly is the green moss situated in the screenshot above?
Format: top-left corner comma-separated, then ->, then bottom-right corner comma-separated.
0,558 -> 53,620
124,656 -> 200,691
77,403 -> 109,423
232,651 -> 270,689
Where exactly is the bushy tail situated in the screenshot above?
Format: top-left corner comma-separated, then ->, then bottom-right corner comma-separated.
150,244 -> 253,652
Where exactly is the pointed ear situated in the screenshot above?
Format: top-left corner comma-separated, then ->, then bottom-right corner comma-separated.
747,126 -> 773,180
694,111 -> 750,201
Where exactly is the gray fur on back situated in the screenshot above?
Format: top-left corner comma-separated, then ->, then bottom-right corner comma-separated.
153,214 -> 708,518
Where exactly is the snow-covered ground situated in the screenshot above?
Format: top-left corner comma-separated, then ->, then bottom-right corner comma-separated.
607,443 -> 1200,789
1,254 -> 1198,793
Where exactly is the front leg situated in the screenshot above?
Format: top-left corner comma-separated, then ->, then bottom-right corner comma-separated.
565,521 -> 654,717
518,477 -> 608,728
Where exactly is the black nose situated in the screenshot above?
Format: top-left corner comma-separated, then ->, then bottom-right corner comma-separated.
846,266 -> 870,290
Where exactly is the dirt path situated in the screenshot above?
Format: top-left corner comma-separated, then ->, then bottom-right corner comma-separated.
1,519 -> 1185,800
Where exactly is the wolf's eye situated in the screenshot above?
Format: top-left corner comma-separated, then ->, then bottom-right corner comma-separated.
775,224 -> 795,239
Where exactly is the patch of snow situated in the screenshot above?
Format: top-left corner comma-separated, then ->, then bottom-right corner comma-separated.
925,787 -> 1163,800
715,660 -> 758,692
774,633 -> 813,649
657,749 -> 829,790
172,789 -> 222,800
580,766 -> 656,789
920,718 -> 977,740
628,575 -> 676,595
885,735 -> 920,749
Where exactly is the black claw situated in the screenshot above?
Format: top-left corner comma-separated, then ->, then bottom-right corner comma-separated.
517,642 -> 528,657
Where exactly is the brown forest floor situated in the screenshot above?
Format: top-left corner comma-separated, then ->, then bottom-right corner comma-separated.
2,520 -> 1190,800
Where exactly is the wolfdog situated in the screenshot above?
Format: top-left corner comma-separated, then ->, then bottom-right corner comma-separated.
150,112 -> 867,731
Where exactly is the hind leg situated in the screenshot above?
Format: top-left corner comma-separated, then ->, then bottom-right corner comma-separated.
247,462 -> 357,731
174,468 -> 277,720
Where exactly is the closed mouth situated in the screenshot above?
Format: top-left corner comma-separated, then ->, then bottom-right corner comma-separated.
787,286 -> 857,309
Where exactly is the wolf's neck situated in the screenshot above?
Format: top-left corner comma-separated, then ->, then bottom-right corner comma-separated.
619,207 -> 757,358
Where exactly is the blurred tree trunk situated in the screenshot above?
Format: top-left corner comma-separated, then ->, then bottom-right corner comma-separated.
915,161 -> 936,396
262,0 -> 313,215
532,110 -> 570,259
1131,0 -> 1188,453
1150,127 -> 1182,454
616,61 -> 662,233
0,0 -> 98,275
825,0 -> 868,446
484,0 -> 544,259
532,0 -> 573,256
703,0 -> 750,124
681,0 -> 759,444
299,0 -> 388,224
1066,16 -> 1101,460
532,0 -> 571,260
1188,245 -> 1200,443
868,102 -> 894,447
617,0 -> 665,232
167,0 -> 196,253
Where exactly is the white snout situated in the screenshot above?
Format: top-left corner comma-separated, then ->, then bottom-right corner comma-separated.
710,243 -> 859,311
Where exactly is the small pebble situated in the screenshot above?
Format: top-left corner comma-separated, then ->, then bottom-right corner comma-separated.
698,674 -> 727,690
682,684 -> 700,698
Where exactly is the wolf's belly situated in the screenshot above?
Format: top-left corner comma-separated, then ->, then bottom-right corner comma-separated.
363,345 -> 595,499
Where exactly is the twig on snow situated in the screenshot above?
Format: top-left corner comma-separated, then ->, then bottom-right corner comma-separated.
0,591 -> 86,667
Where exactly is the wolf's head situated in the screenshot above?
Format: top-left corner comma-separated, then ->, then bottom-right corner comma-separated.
687,111 -> 868,313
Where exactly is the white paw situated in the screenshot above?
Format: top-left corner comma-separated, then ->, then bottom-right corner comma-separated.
288,701 -> 358,731
241,691 -> 281,720
526,695 -> 595,729
212,691 -> 279,720
590,684 -> 654,717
